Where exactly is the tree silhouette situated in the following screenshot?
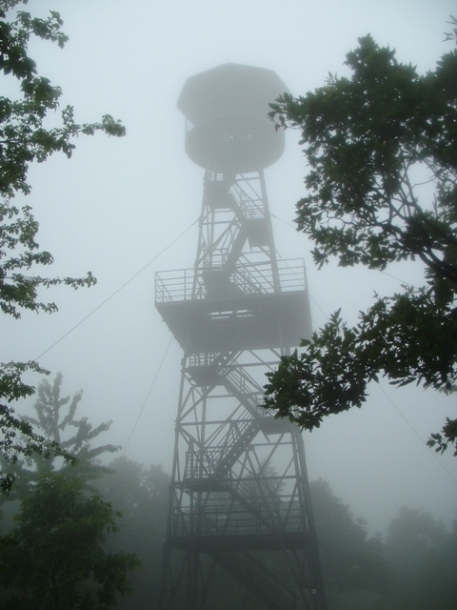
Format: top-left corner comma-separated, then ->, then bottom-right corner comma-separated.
1,373 -> 119,501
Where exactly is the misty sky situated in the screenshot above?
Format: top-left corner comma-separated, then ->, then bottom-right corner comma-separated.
2,0 -> 457,534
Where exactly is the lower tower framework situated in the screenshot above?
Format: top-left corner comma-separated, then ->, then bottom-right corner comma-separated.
156,169 -> 326,609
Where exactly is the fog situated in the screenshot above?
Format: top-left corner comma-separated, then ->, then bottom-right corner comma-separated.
2,0 -> 457,535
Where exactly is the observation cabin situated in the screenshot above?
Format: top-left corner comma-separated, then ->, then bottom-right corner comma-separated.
177,63 -> 288,174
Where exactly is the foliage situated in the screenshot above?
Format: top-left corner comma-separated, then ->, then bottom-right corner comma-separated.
0,361 -> 68,493
383,506 -> 457,610
95,457 -> 170,610
265,30 -> 457,453
310,479 -> 389,596
0,473 -> 140,610
0,0 -> 125,199
0,199 -> 96,319
0,0 -> 124,488
443,15 -> 457,45
0,0 -> 123,317
1,373 -> 119,501
97,456 -> 169,533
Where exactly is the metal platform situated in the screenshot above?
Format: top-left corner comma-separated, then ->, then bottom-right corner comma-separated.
155,259 -> 311,351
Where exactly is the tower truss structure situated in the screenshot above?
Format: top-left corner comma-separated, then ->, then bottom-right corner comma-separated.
156,64 -> 326,610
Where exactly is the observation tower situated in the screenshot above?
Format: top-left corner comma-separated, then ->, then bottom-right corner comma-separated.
156,63 -> 326,610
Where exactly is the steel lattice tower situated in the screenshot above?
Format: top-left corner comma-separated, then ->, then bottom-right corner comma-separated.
156,64 -> 326,610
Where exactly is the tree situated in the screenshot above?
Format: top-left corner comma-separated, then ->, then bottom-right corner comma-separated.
0,373 -> 120,501
310,479 -> 389,599
0,473 -> 140,610
94,457 -> 170,610
0,361 -> 62,494
384,506 -> 457,610
264,23 -> 457,454
0,0 -> 125,490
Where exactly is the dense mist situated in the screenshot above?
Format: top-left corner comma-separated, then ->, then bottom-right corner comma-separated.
2,0 -> 456,556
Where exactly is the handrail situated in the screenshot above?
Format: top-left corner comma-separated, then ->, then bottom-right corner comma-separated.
155,258 -> 306,303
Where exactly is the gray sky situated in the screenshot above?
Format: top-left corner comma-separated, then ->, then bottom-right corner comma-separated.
2,0 -> 457,534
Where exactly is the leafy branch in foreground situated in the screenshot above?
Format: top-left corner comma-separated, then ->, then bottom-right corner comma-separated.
0,1 -> 125,319
265,29 -> 457,454
0,200 -> 96,319
0,2 -> 125,197
0,0 -> 125,488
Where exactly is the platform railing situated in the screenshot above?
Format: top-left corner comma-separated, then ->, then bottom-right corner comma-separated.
172,496 -> 304,538
155,258 -> 306,303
